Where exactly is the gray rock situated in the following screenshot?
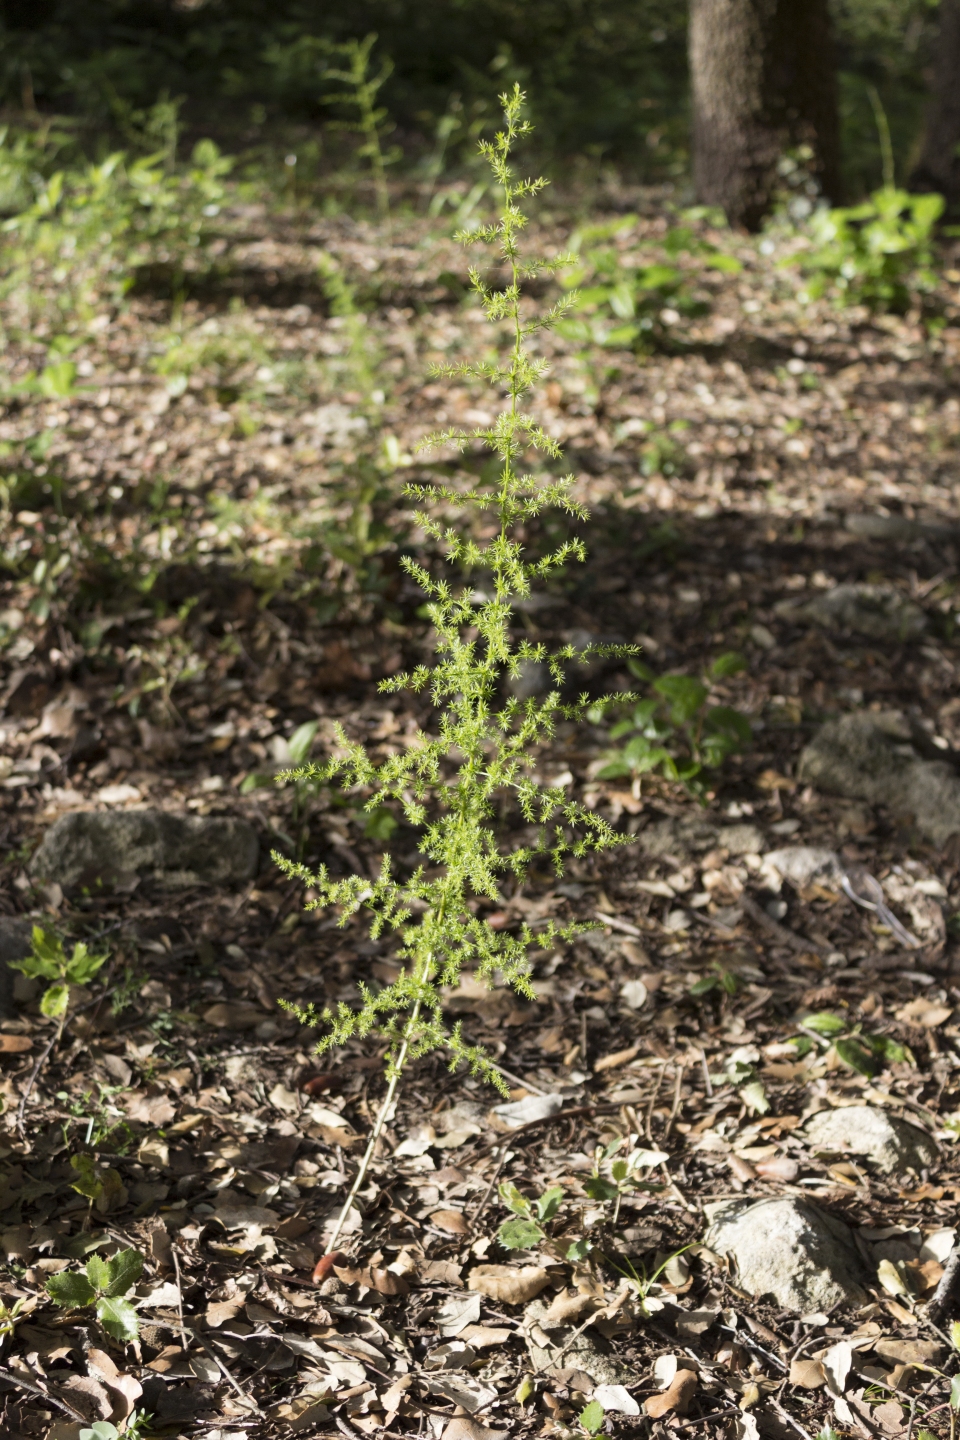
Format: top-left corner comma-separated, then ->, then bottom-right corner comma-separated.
775,584 -> 926,641
798,711 -> 960,847
31,809 -> 258,890
845,513 -> 958,542
0,918 -> 32,1020
805,1105 -> 937,1176
522,1298 -> 629,1384
703,1197 -> 870,1312
763,846 -> 843,889
642,815 -> 765,862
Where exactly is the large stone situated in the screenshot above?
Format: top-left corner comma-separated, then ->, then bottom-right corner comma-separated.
775,584 -> 926,641
642,815 -> 765,862
31,809 -> 258,890
703,1197 -> 870,1312
805,1106 -> 937,1176
0,918 -> 32,1020
798,711 -> 960,847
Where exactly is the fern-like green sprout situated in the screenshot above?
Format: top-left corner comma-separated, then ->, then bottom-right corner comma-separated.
277,86 -> 636,1250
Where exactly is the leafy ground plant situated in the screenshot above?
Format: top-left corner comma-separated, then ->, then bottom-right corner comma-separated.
791,1009 -> 913,1077
46,1247 -> 143,1341
321,34 -> 400,217
793,187 -> 944,313
557,212 -> 740,353
11,924 -> 106,1021
593,652 -> 751,796
278,86 -> 631,1251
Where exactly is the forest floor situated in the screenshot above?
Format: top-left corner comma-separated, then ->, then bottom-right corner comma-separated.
2,197 -> 960,1440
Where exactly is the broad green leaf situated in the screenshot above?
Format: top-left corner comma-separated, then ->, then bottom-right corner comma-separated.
79,1424 -> 121,1440
103,1248 -> 143,1297
689,975 -> 718,996
951,1319 -> 960,1353
580,1400 -> 605,1434
287,720 -> 319,765
85,1254 -> 112,1292
862,1033 -> 913,1067
626,657 -> 656,683
70,1153 -> 109,1202
535,1186 -> 564,1222
653,674 -> 708,725
40,982 -> 70,1019
47,1271 -> 96,1308
952,1376 -> 960,1413
584,1175 -> 619,1203
566,1238 -> 593,1261
497,1218 -> 545,1250
719,968 -> 739,996
801,1011 -> 847,1037
64,943 -> 108,986
498,1182 -> 531,1217
740,1080 -> 770,1115
96,1295 -> 139,1343
364,806 -> 397,842
710,650 -> 747,678
240,771 -> 274,792
834,1037 -> 880,1077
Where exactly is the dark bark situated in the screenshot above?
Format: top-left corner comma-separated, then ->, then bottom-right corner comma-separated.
910,0 -> 960,209
689,0 -> 840,231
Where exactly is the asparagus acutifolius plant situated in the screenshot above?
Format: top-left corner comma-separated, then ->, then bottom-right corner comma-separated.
277,86 -> 637,1252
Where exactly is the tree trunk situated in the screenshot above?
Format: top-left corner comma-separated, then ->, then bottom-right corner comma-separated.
689,0 -> 840,231
910,0 -> 960,210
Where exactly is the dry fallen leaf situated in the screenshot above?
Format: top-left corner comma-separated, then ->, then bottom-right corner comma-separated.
789,1357 -> 826,1388
430,1208 -> 470,1235
468,1265 -> 550,1305
0,1035 -> 32,1053
541,1291 -> 601,1328
755,1156 -> 800,1182
895,998 -> 952,1028
645,1369 -> 697,1417
124,1092 -> 176,1126
202,1002 -> 263,1030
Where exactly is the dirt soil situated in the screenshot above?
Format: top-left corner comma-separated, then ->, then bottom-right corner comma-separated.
1,204 -> 960,1439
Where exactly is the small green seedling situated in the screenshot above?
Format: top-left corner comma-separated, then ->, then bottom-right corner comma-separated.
497,1182 -> 564,1251
689,960 -> 740,997
580,1399 -> 605,1434
12,925 -> 107,1020
46,1247 -> 143,1341
594,653 -> 750,795
792,1010 -> 912,1078
793,187 -> 944,313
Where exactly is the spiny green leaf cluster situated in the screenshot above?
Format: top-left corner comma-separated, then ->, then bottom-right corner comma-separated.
11,924 -> 107,1020
46,1246 -> 142,1342
277,86 -> 633,1093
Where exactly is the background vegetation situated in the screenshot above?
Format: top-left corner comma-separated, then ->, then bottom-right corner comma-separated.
0,0 -> 944,199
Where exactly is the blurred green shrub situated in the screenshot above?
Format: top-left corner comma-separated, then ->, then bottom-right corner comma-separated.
793,186 -> 944,312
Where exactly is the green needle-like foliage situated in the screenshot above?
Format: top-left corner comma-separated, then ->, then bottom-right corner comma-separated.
277,85 -> 634,1103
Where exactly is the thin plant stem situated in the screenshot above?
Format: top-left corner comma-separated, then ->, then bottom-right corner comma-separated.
867,83 -> 895,190
326,995 -> 422,1253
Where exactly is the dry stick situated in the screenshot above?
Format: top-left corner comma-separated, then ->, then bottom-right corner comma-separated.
16,982 -> 123,1137
768,1397 -> 815,1440
170,1240 -> 188,1354
325,996 -> 423,1255
662,1059 -> 686,1143
739,893 -> 831,959
928,1245 -> 960,1327
699,1047 -> 713,1101
470,1144 -> 512,1230
644,1061 -> 666,1144
0,1362 -> 87,1421
185,1327 -> 261,1412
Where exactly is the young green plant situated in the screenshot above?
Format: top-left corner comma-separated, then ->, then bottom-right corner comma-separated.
46,1248 -> 143,1342
12,925 -> 107,1026
278,87 -> 632,1252
321,34 -> 400,217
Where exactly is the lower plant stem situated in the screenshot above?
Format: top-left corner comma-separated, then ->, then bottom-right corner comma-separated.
325,995 -> 422,1254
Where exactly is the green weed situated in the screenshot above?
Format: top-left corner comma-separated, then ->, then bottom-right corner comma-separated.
277,87 -> 633,1251
46,1246 -> 143,1342
12,925 -> 107,1022
792,186 -> 944,312
558,212 -> 740,353
792,1009 -> 913,1077
321,34 -> 401,217
592,652 -> 751,797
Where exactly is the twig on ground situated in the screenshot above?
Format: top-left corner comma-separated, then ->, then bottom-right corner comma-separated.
0,1363 -> 88,1420
740,893 -> 831,959
186,1327 -> 261,1412
927,1245 -> 960,1327
171,1239 -> 188,1353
